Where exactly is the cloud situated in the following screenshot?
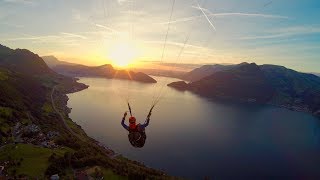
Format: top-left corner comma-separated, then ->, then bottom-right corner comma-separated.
270,26 -> 320,34
4,32 -> 89,43
117,0 -> 130,5
239,26 -> 320,40
210,12 -> 288,19
60,32 -> 87,39
142,40 -> 211,51
94,23 -> 119,33
2,0 -> 35,5
5,35 -> 59,41
238,34 -> 291,40
158,8 -> 289,25
120,10 -> 148,16
0,22 -> 24,28
71,8 -> 89,23
192,5 -> 289,19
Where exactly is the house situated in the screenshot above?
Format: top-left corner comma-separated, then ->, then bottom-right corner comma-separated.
50,174 -> 59,180
47,131 -> 60,139
0,166 -> 4,175
25,124 -> 40,133
75,171 -> 90,180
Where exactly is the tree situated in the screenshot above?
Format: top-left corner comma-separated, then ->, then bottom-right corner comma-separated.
64,152 -> 72,168
12,169 -> 17,176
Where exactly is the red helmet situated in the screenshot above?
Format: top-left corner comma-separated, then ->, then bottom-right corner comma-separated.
129,116 -> 136,124
129,117 -> 137,130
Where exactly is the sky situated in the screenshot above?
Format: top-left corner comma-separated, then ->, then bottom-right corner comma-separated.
0,0 -> 320,72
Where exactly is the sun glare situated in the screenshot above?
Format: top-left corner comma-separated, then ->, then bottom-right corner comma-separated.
108,42 -> 139,68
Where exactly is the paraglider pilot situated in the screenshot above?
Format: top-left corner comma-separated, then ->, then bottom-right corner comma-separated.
121,110 -> 151,148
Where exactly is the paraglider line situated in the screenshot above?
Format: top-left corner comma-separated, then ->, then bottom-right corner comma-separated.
150,0 -> 176,106
128,102 -> 133,116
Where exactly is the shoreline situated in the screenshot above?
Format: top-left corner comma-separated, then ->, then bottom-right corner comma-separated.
55,81 -> 173,178
60,83 -> 120,157
169,83 -> 320,118
59,82 -> 172,177
59,77 -> 318,179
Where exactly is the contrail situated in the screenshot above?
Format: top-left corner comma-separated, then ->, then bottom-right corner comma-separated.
196,0 -> 216,31
157,15 -> 201,25
7,37 -> 42,41
7,34 -> 59,41
264,1 -> 273,7
94,23 -> 119,33
3,0 -> 35,5
157,11 -> 288,25
142,40 -> 210,51
238,33 -> 291,40
192,5 -> 286,18
61,32 -> 87,39
212,12 -> 287,18
0,22 -> 24,28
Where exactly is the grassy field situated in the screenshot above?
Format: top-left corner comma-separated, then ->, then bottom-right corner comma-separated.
103,169 -> 128,180
0,119 -> 10,134
36,74 -> 57,88
0,107 -> 12,135
0,71 -> 9,81
42,102 -> 54,114
65,118 -> 89,140
0,144 -> 72,178
86,166 -> 128,180
0,106 -> 13,118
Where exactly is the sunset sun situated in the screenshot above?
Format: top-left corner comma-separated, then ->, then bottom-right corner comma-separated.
108,41 -> 139,68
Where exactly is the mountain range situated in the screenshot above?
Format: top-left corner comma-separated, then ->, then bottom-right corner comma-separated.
168,62 -> 320,116
313,73 -> 320,77
42,56 -> 157,83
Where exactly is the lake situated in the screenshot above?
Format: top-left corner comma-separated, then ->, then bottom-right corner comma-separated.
67,77 -> 320,179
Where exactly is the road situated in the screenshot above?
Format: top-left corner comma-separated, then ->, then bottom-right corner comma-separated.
51,86 -> 119,158
51,86 -> 78,137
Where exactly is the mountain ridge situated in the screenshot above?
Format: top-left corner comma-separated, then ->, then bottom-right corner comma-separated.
168,62 -> 320,116
41,55 -> 76,68
0,48 -> 54,76
42,55 -> 157,83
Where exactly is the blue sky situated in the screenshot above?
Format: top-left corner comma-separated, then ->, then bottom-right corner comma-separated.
0,0 -> 319,72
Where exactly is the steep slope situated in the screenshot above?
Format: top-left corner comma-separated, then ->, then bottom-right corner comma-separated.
0,44 -> 13,57
0,67 -> 46,116
0,48 -> 54,76
189,63 -> 275,103
53,64 -> 114,77
114,70 -> 157,83
314,73 -> 320,77
0,44 -> 87,131
42,55 -> 76,68
167,81 -> 189,91
182,64 -> 235,82
261,65 -> 320,114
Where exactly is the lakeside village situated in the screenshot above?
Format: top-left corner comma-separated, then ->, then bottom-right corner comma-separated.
0,122 -> 114,179
9,123 -> 60,148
